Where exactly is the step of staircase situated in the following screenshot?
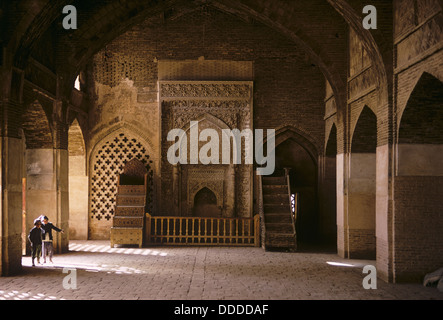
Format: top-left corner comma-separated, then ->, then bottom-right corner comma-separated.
264,203 -> 291,213
264,232 -> 296,249
262,185 -> 287,195
261,175 -> 296,251
116,194 -> 146,206
263,193 -> 289,204
265,223 -> 294,233
113,216 -> 144,228
117,185 -> 146,196
114,206 -> 145,217
264,213 -> 293,224
262,176 -> 286,185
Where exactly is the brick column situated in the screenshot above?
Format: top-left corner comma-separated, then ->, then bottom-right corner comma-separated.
52,108 -> 70,254
375,143 -> 392,282
336,152 -> 348,258
0,98 -> 24,276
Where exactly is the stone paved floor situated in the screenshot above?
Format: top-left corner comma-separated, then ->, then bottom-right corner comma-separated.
0,240 -> 441,300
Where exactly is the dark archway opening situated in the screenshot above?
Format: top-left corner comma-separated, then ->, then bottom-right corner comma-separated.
193,187 -> 220,218
273,139 -> 318,249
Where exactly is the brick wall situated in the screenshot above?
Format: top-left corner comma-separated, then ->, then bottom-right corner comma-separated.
391,0 -> 443,282
393,176 -> 443,282
90,7 -> 325,149
348,229 -> 376,259
88,8 -> 326,222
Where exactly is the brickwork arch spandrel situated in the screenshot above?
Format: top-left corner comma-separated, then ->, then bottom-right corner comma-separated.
21,100 -> 53,149
68,118 -> 86,158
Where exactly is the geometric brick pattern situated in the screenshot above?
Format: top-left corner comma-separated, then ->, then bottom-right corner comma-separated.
90,132 -> 153,221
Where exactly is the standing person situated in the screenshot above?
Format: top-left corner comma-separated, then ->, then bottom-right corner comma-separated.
28,219 -> 43,266
41,215 -> 64,263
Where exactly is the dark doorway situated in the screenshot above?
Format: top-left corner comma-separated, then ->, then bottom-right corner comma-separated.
274,139 -> 318,247
193,187 -> 221,217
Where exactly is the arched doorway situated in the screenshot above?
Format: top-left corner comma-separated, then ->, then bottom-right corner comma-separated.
68,118 -> 88,240
193,187 -> 221,218
272,130 -> 319,249
89,130 -> 155,239
348,105 -> 377,259
22,100 -> 54,255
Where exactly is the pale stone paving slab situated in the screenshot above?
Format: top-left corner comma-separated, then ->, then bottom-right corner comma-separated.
0,240 -> 441,300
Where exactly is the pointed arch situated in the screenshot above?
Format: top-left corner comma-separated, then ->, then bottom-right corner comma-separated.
351,106 -> 377,153
68,117 -> 88,240
88,126 -> 157,239
399,72 -> 443,145
272,126 -> 319,165
177,113 -> 239,165
325,123 -> 338,157
192,187 -> 221,218
88,121 -> 157,167
347,106 -> 377,259
270,126 -> 319,244
68,118 -> 86,157
194,187 -> 217,206
21,100 -> 53,149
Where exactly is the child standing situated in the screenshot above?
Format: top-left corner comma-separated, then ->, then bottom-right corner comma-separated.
41,215 -> 64,263
28,219 -> 42,266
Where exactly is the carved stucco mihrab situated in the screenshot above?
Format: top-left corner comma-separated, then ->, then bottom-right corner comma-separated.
160,81 -> 253,217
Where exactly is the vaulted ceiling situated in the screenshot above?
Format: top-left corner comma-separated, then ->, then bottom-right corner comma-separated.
1,0 -> 392,107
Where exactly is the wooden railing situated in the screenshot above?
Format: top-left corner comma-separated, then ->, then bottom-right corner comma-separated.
145,214 -> 260,247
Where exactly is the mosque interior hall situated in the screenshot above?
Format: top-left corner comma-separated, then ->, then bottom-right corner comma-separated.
0,0 -> 442,298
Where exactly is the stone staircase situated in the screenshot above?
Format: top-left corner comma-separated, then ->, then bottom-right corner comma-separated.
261,175 -> 297,251
110,159 -> 148,248
110,184 -> 146,248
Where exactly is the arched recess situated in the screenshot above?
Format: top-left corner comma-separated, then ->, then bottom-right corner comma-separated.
21,100 -> 55,254
394,72 -> 443,282
68,118 -> 88,240
174,113 -> 238,218
88,127 -> 156,240
193,187 -> 220,218
347,105 -> 377,259
178,113 -> 237,161
398,72 -> 443,174
321,123 -> 337,249
270,127 -> 320,247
